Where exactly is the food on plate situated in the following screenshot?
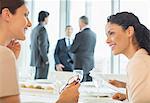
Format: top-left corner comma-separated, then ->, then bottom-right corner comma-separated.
45,86 -> 54,90
34,85 -> 44,89
20,84 -> 27,88
28,85 -> 34,88
20,83 -> 54,92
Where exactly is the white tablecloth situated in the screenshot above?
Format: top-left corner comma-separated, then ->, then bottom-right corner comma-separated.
20,81 -> 124,103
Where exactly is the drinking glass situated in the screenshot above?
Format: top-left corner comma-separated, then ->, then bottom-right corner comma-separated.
73,70 -> 83,82
59,75 -> 80,93
92,77 -> 107,98
59,70 -> 83,93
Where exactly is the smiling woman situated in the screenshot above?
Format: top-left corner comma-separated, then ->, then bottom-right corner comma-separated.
0,0 -> 31,41
0,0 -> 31,103
0,0 -> 31,102
0,0 -> 80,103
106,12 -> 150,103
105,23 -> 132,56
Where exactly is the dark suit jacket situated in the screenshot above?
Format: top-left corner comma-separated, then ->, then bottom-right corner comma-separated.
70,28 -> 96,74
30,23 -> 49,67
54,38 -> 74,71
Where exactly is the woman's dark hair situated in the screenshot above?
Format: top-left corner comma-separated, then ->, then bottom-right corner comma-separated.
38,11 -> 49,22
0,0 -> 25,14
107,12 -> 150,54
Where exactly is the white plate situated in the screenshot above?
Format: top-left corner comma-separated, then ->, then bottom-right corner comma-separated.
35,79 -> 52,84
80,92 -> 112,98
20,87 -> 54,94
90,72 -> 127,82
81,82 -> 95,87
103,80 -> 126,94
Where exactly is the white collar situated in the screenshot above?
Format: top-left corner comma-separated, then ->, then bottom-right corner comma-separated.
79,25 -> 89,32
65,36 -> 72,39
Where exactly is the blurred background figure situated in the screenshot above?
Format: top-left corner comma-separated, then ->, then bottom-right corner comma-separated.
70,16 -> 96,82
54,25 -> 74,72
30,11 -> 50,79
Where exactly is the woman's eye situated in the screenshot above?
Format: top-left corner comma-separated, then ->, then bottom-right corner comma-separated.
109,32 -> 115,36
24,13 -> 29,18
25,14 -> 28,17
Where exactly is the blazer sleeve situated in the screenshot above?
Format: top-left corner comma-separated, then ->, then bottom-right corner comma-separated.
38,27 -> 49,63
54,40 -> 61,64
70,33 -> 80,53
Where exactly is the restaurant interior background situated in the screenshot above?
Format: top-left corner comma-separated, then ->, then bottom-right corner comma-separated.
17,0 -> 150,80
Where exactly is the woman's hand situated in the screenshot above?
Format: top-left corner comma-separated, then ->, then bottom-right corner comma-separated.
112,92 -> 127,101
7,40 -> 21,59
109,80 -> 126,88
56,82 -> 80,103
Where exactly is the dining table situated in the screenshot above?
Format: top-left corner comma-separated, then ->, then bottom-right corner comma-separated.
20,81 -> 125,103
20,71 -> 126,103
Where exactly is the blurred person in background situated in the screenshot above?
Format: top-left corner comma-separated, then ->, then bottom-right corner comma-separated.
70,16 -> 96,82
54,25 -> 74,72
30,11 -> 50,79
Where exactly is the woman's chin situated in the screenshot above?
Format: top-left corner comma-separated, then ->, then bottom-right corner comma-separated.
18,36 -> 26,41
112,51 -> 120,55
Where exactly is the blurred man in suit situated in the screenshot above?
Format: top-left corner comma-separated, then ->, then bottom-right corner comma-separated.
30,11 -> 50,79
70,16 -> 96,82
54,25 -> 74,72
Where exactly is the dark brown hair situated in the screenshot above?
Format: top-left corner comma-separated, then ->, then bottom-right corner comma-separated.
107,12 -> 150,54
0,0 -> 25,14
38,11 -> 49,22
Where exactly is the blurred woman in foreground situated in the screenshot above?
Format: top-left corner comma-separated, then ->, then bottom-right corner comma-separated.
0,0 -> 80,103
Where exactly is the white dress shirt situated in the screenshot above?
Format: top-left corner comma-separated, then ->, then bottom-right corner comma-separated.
65,36 -> 73,47
79,25 -> 90,32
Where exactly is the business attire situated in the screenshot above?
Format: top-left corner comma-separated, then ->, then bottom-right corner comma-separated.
127,48 -> 150,103
54,37 -> 74,71
0,46 -> 19,98
70,27 -> 96,82
30,23 -> 49,79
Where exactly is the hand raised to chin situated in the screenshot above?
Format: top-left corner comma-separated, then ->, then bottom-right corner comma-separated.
7,40 -> 21,59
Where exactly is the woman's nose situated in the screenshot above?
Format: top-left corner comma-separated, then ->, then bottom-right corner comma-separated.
106,36 -> 111,44
27,18 -> 32,27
